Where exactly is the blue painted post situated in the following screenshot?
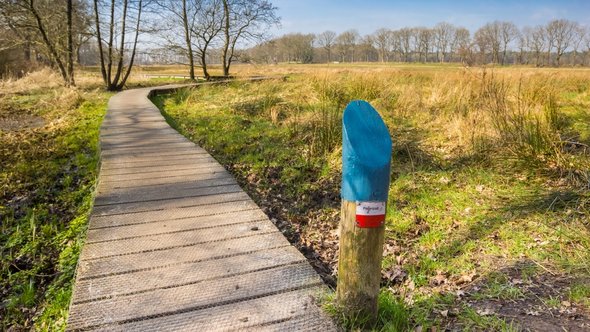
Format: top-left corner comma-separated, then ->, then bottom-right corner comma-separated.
337,100 -> 392,320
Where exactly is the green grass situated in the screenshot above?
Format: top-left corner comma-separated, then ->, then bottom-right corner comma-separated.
154,67 -> 590,330
570,283 -> 590,307
321,290 -> 410,331
1,87 -> 108,330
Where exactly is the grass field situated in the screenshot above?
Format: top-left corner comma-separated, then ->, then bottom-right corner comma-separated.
153,63 -> 590,330
1,63 -> 589,331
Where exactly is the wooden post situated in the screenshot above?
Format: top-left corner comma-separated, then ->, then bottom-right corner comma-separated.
337,100 -> 392,320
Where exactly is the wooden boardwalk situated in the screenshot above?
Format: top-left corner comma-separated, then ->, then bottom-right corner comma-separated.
66,86 -> 336,331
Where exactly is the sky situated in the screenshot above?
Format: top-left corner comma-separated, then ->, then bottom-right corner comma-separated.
270,0 -> 590,36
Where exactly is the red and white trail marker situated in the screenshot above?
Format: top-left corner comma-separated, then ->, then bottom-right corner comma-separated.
355,201 -> 386,228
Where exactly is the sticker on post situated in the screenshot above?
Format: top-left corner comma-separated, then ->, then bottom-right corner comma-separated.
355,201 -> 386,228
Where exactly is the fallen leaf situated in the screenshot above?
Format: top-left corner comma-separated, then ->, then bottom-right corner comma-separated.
431,272 -> 447,286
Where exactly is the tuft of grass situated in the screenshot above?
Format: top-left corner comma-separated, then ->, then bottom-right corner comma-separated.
471,272 -> 525,301
322,290 -> 410,331
460,306 -> 520,331
569,283 -> 590,307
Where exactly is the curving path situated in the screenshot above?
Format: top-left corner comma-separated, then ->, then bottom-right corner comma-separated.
66,85 -> 336,331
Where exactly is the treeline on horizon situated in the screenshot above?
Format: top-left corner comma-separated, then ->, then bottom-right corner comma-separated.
2,0 -> 590,90
246,19 -> 590,67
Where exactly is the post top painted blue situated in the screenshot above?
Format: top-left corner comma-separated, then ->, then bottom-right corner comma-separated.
341,100 -> 392,202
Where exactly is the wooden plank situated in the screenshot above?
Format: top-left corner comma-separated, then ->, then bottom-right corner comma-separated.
81,288 -> 332,332
80,220 -> 278,260
77,232 -> 291,279
89,199 -> 258,229
98,165 -> 227,183
92,190 -> 249,216
67,263 -> 322,331
86,209 -> 267,242
94,177 -> 237,205
72,246 -> 305,303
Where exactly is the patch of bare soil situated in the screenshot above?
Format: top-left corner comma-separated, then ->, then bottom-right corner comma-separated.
443,262 -> 590,331
0,114 -> 45,131
0,105 -> 45,132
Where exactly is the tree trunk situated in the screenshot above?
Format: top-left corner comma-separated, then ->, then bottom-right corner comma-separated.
106,0 -> 116,86
66,0 -> 75,86
200,49 -> 210,80
23,40 -> 31,62
181,0 -> 195,80
110,0 -> 128,89
572,50 -> 577,66
221,0 -> 230,76
29,0 -> 69,85
93,0 -> 107,84
117,0 -> 142,90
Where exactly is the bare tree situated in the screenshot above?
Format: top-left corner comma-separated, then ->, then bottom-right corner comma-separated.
247,39 -> 276,64
499,21 -> 518,65
526,25 -> 546,66
241,18 -> 590,68
433,22 -> 455,62
398,27 -> 413,62
373,28 -> 391,62
517,27 -> 529,64
317,30 -> 336,62
358,34 -> 375,62
546,19 -> 576,66
221,0 -> 279,76
571,24 -> 586,66
93,0 -> 145,91
454,27 -> 470,64
192,0 -> 223,79
66,0 -> 74,85
414,27 -> 432,63
389,29 -> 401,61
335,29 -> 360,62
155,0 -> 202,80
276,33 -> 314,63
0,0 -> 79,85
475,21 -> 501,63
